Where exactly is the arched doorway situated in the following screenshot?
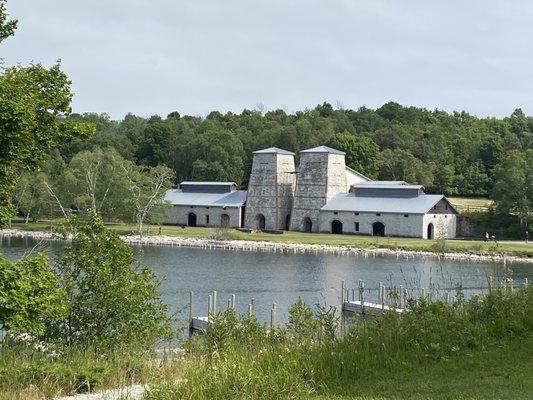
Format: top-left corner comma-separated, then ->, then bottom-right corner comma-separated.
331,220 -> 343,234
255,214 -> 266,230
303,217 -> 312,233
220,214 -> 230,228
372,222 -> 385,236
285,214 -> 291,230
188,212 -> 197,227
427,223 -> 434,239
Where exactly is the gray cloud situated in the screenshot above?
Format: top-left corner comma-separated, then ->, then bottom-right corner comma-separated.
3,0 -> 533,119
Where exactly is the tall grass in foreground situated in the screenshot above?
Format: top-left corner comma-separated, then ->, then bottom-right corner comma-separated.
146,286 -> 533,400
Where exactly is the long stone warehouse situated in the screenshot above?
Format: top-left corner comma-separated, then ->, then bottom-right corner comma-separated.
163,146 -> 458,239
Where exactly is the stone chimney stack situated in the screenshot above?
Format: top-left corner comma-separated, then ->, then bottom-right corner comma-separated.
289,146 -> 347,232
244,147 -> 296,230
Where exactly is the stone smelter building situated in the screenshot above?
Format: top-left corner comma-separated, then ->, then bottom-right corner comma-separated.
163,146 -> 458,239
163,181 -> 246,228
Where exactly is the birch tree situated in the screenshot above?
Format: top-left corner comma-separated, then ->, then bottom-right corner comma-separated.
126,165 -> 174,236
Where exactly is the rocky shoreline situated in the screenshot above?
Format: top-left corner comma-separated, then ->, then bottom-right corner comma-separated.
1,228 -> 532,264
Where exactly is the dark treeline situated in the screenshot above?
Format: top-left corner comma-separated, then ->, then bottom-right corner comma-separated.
60,102 -> 532,197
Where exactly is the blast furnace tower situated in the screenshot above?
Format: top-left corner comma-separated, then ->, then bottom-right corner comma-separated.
289,146 -> 348,232
244,147 -> 296,230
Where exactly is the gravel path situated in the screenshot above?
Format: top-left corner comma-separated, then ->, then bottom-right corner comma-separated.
55,384 -> 147,400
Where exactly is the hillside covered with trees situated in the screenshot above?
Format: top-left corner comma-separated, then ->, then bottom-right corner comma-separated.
14,103 -> 531,233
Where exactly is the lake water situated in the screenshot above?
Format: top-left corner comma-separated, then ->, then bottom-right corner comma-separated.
1,236 -> 532,328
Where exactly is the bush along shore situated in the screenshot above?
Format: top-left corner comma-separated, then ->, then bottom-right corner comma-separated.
1,228 -> 532,264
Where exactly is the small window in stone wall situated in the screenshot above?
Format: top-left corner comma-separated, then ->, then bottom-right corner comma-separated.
206,215 -> 210,224
404,214 -> 409,217
190,206 -> 194,209
334,212 -> 338,215
376,213 -> 381,216
354,212 -> 359,216
206,207 -> 210,209
445,204 -> 448,210
355,222 -> 359,231
445,215 -> 448,218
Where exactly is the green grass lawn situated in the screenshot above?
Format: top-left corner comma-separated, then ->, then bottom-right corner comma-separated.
7,220 -> 533,257
315,333 -> 533,400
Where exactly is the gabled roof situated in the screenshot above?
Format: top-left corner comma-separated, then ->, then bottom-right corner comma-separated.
164,189 -> 247,207
253,147 -> 295,155
300,145 -> 345,155
321,193 -> 449,214
345,166 -> 371,181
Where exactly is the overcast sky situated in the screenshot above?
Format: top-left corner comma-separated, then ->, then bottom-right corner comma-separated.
3,1 -> 533,120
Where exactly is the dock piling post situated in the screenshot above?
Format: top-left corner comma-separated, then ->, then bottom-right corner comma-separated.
525,278 -> 529,288
248,303 -> 253,317
189,291 -> 194,324
360,281 -> 365,310
489,276 -> 493,293
231,294 -> 236,310
341,280 -> 345,307
421,288 -> 426,301
213,290 -> 217,314
379,282 -> 384,310
271,303 -> 277,329
208,294 -> 212,323
251,298 -> 255,315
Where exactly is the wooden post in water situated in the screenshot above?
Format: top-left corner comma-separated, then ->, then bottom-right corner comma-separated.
212,290 -> 217,314
525,278 -> 529,288
399,285 -> 404,308
189,291 -> 194,324
271,303 -> 277,329
248,303 -> 253,317
341,280 -> 345,306
489,276 -> 493,293
445,292 -> 450,307
379,282 -> 384,310
208,294 -> 212,323
251,298 -> 255,315
360,281 -> 365,310
421,288 -> 426,301
403,288 -> 408,308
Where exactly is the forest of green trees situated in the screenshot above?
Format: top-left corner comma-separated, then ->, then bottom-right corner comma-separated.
13,102 -> 531,231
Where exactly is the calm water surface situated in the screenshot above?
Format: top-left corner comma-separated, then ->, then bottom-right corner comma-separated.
1,236 -> 531,326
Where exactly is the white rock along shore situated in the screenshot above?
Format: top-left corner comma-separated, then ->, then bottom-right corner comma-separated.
1,228 -> 532,264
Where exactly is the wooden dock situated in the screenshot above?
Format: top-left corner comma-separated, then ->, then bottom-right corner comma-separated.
342,300 -> 404,316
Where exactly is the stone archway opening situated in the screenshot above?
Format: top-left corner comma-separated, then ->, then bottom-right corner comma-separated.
188,212 -> 197,227
331,220 -> 343,234
221,213 -> 230,228
255,214 -> 266,230
372,221 -> 385,236
427,223 -> 434,239
303,217 -> 313,233
285,214 -> 291,230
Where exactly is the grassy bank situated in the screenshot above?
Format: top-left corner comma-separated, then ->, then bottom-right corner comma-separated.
2,287 -> 532,399
145,286 -> 533,400
7,220 -> 533,258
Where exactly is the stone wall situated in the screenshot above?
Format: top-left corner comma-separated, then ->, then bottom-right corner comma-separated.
164,205 -> 242,228
244,152 -> 295,230
290,152 -> 347,232
318,210 -> 425,237
423,213 -> 457,239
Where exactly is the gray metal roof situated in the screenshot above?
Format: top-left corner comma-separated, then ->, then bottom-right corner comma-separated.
300,145 -> 345,155
321,193 -> 446,214
164,189 -> 247,207
253,147 -> 295,155
181,181 -> 237,186
358,180 -> 407,186
353,182 -> 423,190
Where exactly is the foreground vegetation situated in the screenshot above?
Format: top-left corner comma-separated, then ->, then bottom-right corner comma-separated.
144,285 -> 533,400
8,219 -> 533,258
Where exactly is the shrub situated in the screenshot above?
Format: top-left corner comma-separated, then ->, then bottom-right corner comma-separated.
51,211 -> 173,350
